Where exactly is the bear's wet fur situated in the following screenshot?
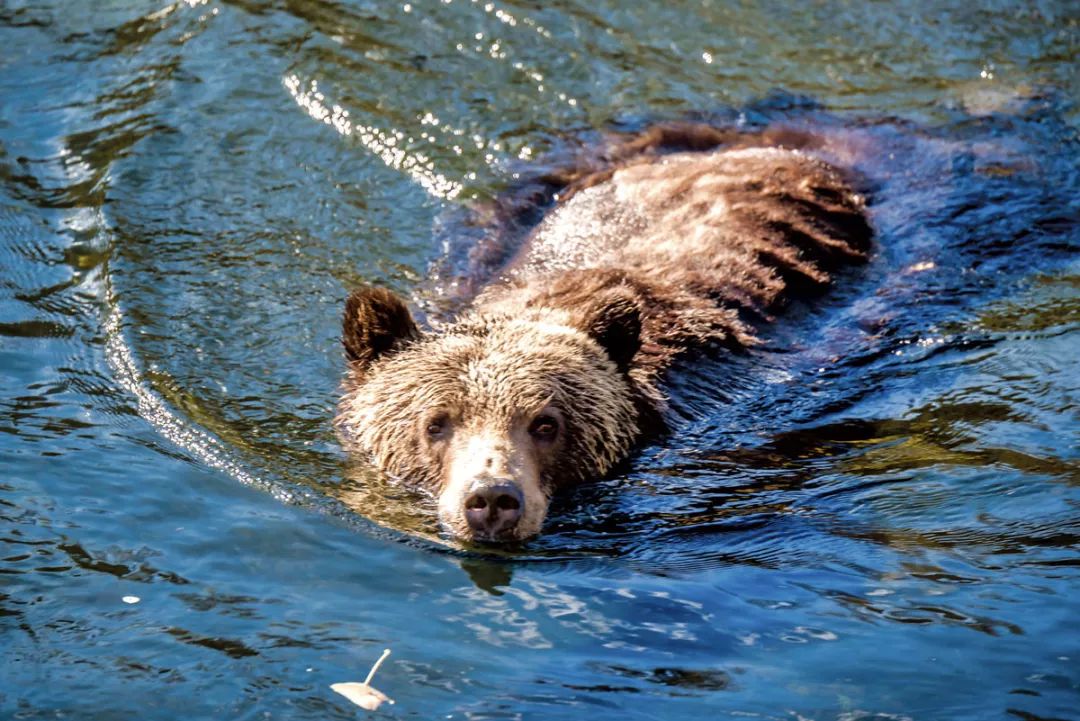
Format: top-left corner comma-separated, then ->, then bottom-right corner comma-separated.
336,123 -> 873,544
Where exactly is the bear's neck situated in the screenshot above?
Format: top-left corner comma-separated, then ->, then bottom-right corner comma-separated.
472,265 -> 756,422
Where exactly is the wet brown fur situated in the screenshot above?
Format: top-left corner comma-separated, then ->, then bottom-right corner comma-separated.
474,123 -> 872,427
336,123 -> 873,540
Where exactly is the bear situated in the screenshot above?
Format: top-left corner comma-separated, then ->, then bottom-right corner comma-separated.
335,123 -> 873,544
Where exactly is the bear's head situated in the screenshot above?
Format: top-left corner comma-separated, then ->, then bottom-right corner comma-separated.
336,285 -> 642,543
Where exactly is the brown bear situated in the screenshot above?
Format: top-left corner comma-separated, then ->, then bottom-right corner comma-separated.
336,124 -> 873,544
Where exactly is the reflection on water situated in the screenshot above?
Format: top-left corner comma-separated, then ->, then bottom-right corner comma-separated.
1,0 -> 1077,719
284,73 -> 464,200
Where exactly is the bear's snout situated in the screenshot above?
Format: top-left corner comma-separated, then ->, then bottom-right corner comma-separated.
436,429 -> 549,542
463,479 -> 524,540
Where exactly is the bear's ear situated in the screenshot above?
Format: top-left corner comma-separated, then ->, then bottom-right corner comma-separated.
343,286 -> 420,371
577,289 -> 642,373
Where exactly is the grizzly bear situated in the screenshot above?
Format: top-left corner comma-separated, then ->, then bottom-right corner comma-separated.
336,124 -> 873,544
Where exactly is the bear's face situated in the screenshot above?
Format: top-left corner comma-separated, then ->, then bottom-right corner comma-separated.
336,287 -> 641,543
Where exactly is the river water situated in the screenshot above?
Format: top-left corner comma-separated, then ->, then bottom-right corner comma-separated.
1,1 -> 1077,719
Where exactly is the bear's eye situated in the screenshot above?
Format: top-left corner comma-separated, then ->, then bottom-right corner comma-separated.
529,415 -> 559,441
425,416 -> 448,439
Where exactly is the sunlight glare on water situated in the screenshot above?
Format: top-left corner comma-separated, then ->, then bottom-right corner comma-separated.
284,74 -> 465,200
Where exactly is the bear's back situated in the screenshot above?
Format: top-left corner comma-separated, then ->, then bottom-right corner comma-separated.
495,142 -> 872,314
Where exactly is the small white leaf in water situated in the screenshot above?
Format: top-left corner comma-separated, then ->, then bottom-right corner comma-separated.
330,682 -> 393,711
122,595 -> 140,604
331,648 -> 394,711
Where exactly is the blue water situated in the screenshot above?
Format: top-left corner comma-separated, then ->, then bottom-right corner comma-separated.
1,1 -> 1077,719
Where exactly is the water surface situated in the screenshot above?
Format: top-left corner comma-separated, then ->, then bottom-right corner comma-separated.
1,1 -> 1077,719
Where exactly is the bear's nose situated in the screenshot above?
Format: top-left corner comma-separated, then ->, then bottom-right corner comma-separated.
463,481 -> 524,539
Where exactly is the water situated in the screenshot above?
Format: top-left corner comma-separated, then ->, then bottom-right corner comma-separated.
1,1 -> 1077,719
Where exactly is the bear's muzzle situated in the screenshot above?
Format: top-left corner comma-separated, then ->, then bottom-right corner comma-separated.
463,478 -> 525,540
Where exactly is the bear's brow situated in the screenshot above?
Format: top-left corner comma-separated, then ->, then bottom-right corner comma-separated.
524,394 -> 557,416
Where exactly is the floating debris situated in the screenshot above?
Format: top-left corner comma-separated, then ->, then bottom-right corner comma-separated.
122,596 -> 140,604
331,648 -> 395,711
